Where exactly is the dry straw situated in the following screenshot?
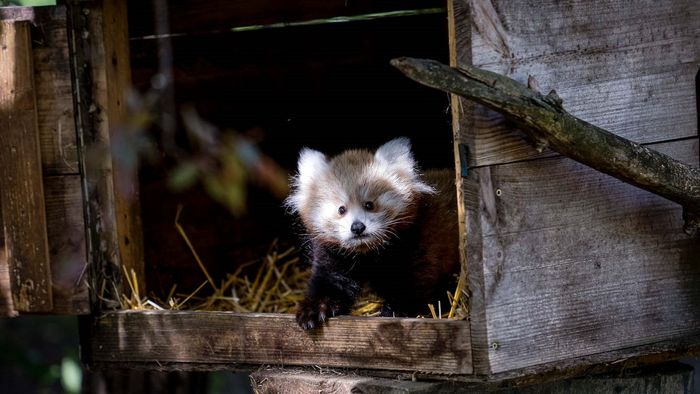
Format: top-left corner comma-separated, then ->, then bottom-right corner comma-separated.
117,205 -> 467,320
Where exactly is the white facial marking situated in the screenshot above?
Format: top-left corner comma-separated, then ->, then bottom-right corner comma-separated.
286,148 -> 328,213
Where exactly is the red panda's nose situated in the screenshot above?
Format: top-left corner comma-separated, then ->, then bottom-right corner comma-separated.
351,221 -> 366,235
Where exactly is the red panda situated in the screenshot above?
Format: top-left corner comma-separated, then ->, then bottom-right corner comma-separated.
286,137 -> 459,330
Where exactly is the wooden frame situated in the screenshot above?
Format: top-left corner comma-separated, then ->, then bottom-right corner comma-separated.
84,311 -> 472,375
448,0 -> 700,379
1,0 -> 698,384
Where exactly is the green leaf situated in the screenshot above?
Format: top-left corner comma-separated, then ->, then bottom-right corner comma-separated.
60,357 -> 82,394
168,162 -> 200,191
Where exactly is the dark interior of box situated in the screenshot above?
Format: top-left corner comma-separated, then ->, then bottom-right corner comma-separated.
128,8 -> 454,300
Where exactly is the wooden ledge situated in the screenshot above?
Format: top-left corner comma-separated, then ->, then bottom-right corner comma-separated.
82,311 -> 472,375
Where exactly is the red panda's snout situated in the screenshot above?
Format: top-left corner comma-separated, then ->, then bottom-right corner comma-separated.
350,221 -> 365,235
332,203 -> 390,252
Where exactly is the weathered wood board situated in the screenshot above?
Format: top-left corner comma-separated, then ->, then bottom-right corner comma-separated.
463,0 -> 698,167
85,311 -> 472,374
73,0 -> 145,299
33,7 -> 80,176
448,0 -> 700,377
44,176 -> 89,314
477,138 -> 700,374
0,20 -> 53,312
0,7 -> 80,175
0,176 -> 87,316
0,7 -> 89,315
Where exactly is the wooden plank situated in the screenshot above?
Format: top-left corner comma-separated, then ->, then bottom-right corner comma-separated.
448,0 -> 491,377
461,0 -> 698,167
474,138 -> 700,374
85,311 -> 472,374
98,0 -> 145,298
68,0 -> 146,306
0,21 -> 53,312
0,8 -> 88,315
0,7 -> 80,175
33,7 -> 80,176
0,176 -> 87,316
127,0 -> 444,38
44,176 -> 89,315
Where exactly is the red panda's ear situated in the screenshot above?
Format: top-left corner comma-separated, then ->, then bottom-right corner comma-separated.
375,138 -> 435,195
297,148 -> 328,185
286,148 -> 328,213
374,137 -> 415,171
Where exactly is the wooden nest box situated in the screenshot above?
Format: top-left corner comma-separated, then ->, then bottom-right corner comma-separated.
0,0 -> 698,384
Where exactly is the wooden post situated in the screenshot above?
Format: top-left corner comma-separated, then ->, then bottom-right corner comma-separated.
0,21 -> 53,312
99,0 -> 145,290
67,0 -> 145,308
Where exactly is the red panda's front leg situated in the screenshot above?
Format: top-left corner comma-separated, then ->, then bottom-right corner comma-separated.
296,260 -> 361,330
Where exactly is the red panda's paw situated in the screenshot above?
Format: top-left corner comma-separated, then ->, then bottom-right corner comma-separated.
295,297 -> 342,330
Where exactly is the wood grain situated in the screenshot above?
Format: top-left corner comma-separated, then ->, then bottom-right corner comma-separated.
0,7 -> 80,176
0,175 -> 88,315
0,8 -> 89,315
85,311 -> 472,374
99,0 -> 146,298
476,138 -> 700,373
68,0 -> 146,306
448,0 -> 491,377
44,176 -> 89,314
464,0 -> 698,167
33,7 -> 80,176
0,21 -> 53,312
127,0 -> 444,38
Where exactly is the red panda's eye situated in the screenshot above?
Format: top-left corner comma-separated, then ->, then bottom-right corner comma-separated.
338,206 -> 346,215
364,201 -> 374,211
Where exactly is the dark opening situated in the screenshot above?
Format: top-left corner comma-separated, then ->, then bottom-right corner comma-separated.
129,10 -> 452,299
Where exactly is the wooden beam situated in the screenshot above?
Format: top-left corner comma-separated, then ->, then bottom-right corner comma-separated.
100,0 -> 146,297
68,0 -> 145,308
0,21 -> 53,312
447,0 -> 491,377
84,311 -> 472,374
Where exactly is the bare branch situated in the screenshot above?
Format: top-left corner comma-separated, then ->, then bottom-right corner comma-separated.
391,57 -> 700,235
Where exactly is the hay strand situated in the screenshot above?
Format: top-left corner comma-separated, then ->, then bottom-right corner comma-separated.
116,205 -> 468,320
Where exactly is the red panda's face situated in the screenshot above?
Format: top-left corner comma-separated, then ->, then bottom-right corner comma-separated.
286,138 -> 435,253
